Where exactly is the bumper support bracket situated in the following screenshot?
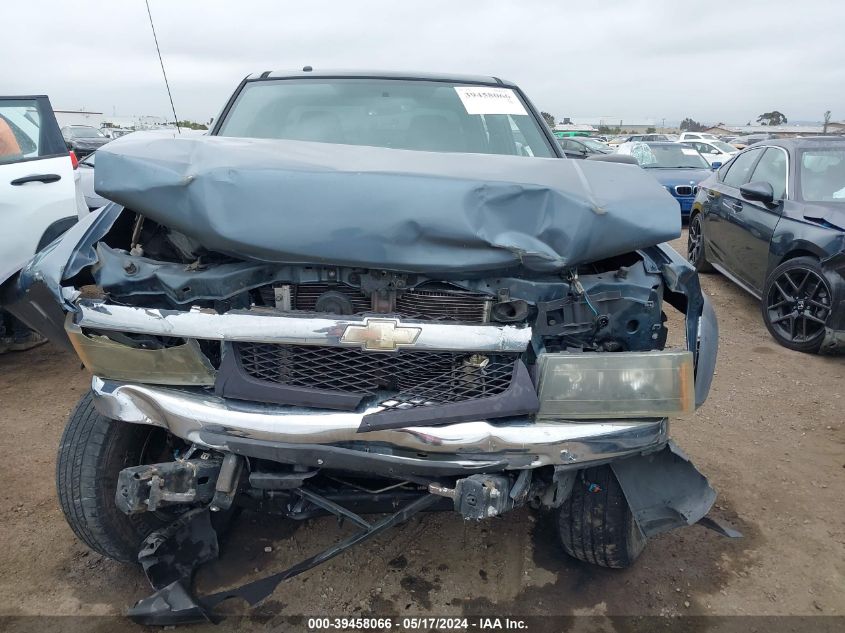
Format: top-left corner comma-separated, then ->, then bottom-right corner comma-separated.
127,490 -> 440,626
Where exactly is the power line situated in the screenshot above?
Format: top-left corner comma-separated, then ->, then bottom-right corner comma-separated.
144,0 -> 180,133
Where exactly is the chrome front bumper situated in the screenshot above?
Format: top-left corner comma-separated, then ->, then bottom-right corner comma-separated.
91,377 -> 668,474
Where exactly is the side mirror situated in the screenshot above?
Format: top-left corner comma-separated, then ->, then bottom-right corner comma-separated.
740,181 -> 775,204
711,149 -> 720,154
711,161 -> 723,169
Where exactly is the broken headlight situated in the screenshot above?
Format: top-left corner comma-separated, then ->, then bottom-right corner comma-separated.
536,350 -> 694,419
66,320 -> 216,386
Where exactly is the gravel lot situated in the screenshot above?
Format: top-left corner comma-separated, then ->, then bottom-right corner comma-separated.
0,232 -> 842,631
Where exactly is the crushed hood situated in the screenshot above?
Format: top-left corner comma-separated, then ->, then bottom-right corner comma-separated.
95,133 -> 682,273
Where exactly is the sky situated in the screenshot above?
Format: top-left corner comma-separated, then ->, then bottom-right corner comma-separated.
3,0 -> 844,126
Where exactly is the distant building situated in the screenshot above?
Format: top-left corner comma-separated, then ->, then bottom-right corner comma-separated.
553,123 -> 598,135
703,123 -> 845,137
134,115 -> 169,130
568,117 -> 657,133
55,109 -> 183,133
54,109 -> 103,128
101,116 -> 137,130
702,125 -> 738,136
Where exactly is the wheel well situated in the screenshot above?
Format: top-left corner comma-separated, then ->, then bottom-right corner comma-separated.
779,249 -> 819,265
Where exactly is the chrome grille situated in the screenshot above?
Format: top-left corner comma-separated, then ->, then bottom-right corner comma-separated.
236,343 -> 515,409
675,185 -> 694,196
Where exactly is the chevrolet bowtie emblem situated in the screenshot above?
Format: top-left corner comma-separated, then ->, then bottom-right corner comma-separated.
340,318 -> 422,351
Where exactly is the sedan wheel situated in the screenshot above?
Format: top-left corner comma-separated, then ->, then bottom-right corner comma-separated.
687,214 -> 713,272
762,257 -> 832,353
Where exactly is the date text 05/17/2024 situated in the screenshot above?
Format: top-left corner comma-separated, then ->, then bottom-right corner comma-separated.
307,617 -> 528,630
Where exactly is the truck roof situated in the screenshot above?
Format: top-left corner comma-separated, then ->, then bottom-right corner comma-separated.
245,68 -> 515,87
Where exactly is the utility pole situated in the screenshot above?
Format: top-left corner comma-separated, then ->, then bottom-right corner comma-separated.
661,117 -> 666,132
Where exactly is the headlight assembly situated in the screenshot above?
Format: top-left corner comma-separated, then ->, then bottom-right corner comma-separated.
66,319 -> 216,386
536,350 -> 694,419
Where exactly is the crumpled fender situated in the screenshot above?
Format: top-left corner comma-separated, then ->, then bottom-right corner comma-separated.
641,243 -> 719,407
0,204 -> 123,347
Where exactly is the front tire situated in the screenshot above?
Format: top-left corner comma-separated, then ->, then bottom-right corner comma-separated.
762,256 -> 832,353
557,466 -> 646,569
687,213 -> 713,272
56,392 -> 172,563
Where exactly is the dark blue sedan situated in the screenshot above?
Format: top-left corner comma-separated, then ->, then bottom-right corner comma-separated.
616,141 -> 714,218
689,137 -> 845,354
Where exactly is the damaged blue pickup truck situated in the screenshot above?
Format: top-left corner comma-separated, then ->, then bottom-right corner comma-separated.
1,70 -> 728,624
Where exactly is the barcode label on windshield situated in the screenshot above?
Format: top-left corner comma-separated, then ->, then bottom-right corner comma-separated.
454,87 -> 528,116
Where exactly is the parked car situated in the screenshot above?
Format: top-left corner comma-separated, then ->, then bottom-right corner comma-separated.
61,124 -> 110,157
616,141 -> 714,218
3,70 -> 722,624
558,136 -> 612,158
682,139 -> 738,167
688,137 -> 845,353
678,132 -> 719,142
0,95 -> 82,286
76,151 -> 109,210
101,127 -> 133,139
609,133 -> 669,146
730,133 -> 776,150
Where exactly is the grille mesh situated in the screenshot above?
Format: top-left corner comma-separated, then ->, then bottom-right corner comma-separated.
236,343 -> 514,409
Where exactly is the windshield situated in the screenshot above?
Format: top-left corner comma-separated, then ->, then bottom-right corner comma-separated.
630,143 -> 711,169
581,138 -> 609,151
70,127 -> 104,138
711,141 -> 737,153
217,78 -> 555,157
800,149 -> 845,202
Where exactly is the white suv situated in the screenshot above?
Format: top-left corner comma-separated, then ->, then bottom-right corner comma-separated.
677,132 -> 719,142
0,95 -> 84,285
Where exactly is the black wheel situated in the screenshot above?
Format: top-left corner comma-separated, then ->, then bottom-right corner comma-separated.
557,466 -> 646,569
687,213 -> 713,272
762,257 -> 832,353
56,391 -> 180,562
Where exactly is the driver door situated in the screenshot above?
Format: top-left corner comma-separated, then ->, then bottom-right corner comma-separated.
730,147 -> 788,293
703,147 -> 764,283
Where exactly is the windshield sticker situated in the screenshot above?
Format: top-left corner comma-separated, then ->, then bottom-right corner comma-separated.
454,87 -> 528,116
681,148 -> 699,156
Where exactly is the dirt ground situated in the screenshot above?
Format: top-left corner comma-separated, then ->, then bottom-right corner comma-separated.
0,232 -> 843,631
